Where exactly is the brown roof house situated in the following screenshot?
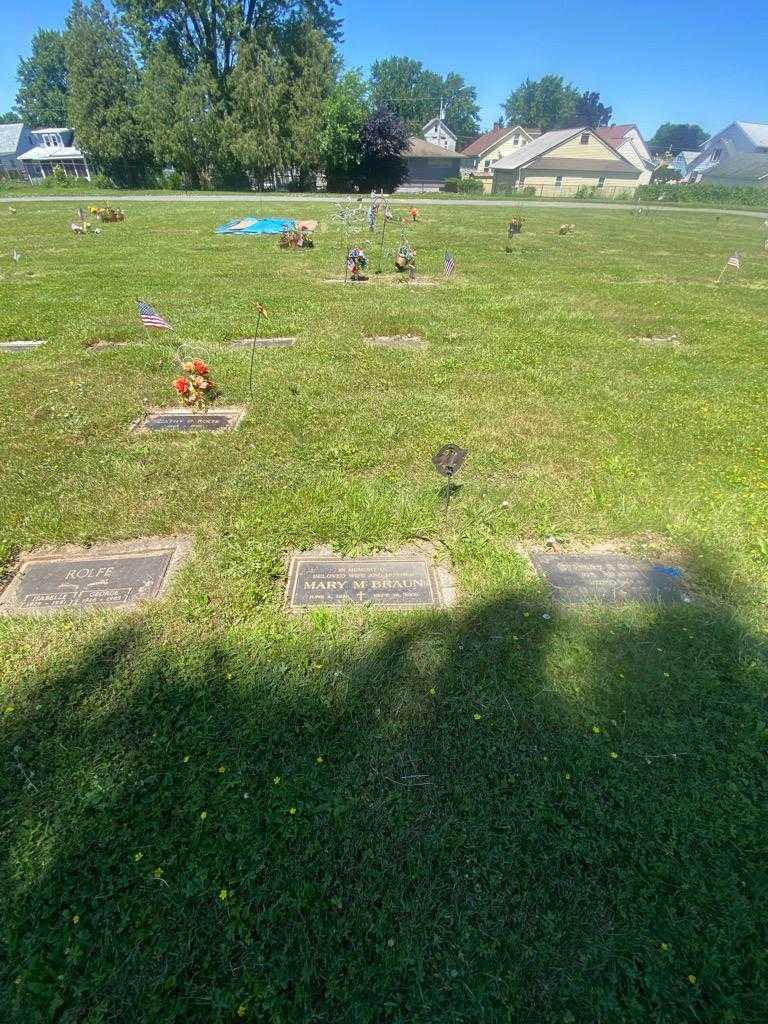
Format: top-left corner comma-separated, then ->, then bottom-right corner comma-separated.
399,136 -> 463,192
491,126 -> 642,197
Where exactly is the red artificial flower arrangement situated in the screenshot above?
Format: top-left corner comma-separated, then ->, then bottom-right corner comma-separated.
172,358 -> 219,409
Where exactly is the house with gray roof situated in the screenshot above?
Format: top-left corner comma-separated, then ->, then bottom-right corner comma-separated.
686,121 -> 768,181
0,123 -> 34,177
694,153 -> 768,188
491,126 -> 642,197
17,127 -> 91,182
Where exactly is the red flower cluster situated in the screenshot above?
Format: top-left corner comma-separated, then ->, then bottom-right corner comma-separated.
172,358 -> 219,409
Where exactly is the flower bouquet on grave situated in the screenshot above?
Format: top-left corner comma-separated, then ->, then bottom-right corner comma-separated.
172,358 -> 219,410
507,217 -> 524,236
346,246 -> 368,281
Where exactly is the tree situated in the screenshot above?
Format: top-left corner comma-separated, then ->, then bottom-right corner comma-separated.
65,0 -> 149,183
502,75 -> 612,132
369,57 -> 479,142
321,70 -> 369,191
354,106 -> 408,192
572,90 -> 612,128
284,23 -> 336,189
0,110 -> 21,123
649,123 -> 709,156
15,29 -> 69,127
116,0 -> 341,84
225,37 -> 289,188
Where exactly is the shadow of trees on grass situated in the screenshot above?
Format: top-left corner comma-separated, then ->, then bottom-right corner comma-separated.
1,566 -> 766,1024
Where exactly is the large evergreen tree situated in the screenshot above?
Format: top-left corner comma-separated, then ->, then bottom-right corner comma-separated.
225,37 -> 289,188
369,57 -> 479,142
15,30 -> 69,128
65,0 -> 149,183
284,24 -> 336,189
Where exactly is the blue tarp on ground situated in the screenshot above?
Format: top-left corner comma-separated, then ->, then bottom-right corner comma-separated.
215,217 -> 296,235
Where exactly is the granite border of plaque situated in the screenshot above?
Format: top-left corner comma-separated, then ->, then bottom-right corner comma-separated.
0,340 -> 46,352
635,333 -> 683,349
228,337 -> 296,350
130,406 -> 246,434
284,546 -> 457,612
87,340 -> 133,352
364,334 -> 427,351
524,547 -> 692,607
0,535 -> 192,616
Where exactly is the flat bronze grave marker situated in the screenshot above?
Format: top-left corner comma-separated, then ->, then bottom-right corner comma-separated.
228,337 -> 296,350
0,538 -> 189,615
132,407 -> 245,433
286,554 -> 450,611
530,553 -> 690,606
0,340 -> 45,352
365,335 -> 426,351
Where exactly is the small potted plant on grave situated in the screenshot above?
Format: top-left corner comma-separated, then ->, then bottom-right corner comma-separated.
507,217 -> 524,236
394,242 -> 416,279
172,358 -> 219,410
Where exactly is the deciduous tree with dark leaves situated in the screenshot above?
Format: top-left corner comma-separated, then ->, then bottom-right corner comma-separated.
355,106 -> 408,192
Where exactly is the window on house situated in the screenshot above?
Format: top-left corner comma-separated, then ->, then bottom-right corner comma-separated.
554,175 -> 563,188
484,160 -> 491,169
712,148 -> 722,160
513,136 -> 519,145
580,133 -> 590,145
597,176 -> 606,188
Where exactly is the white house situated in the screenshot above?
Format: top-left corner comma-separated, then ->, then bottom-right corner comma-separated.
17,128 -> 91,181
672,151 -> 701,178
596,124 -> 654,184
458,124 -> 540,192
688,121 -> 768,179
0,123 -> 34,177
422,114 -> 457,152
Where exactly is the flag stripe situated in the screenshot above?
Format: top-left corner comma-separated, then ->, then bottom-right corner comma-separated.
137,299 -> 172,330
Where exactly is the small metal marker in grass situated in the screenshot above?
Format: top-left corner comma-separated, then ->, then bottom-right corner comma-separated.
132,408 -> 246,433
432,443 -> 468,516
229,336 -> 295,350
248,303 -> 269,399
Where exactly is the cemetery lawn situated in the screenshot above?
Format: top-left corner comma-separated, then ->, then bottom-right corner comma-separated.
1,201 -> 767,1024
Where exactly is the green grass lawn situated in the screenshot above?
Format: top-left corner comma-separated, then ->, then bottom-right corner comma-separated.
1,200 -> 767,1023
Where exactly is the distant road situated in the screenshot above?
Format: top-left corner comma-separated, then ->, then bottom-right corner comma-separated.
4,192 -> 768,219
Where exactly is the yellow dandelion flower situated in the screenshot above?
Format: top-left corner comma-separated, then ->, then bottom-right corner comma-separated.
226,673 -> 233,680
218,765 -> 227,774
237,1007 -> 247,1018
289,806 -> 297,815
592,725 -> 601,734
688,975 -> 697,984
183,754 -> 191,763
133,852 -> 143,862
273,776 -> 281,785
72,915 -> 80,925
219,889 -> 228,901
200,811 -> 208,820
153,867 -> 164,879
428,687 -> 436,696
660,943 -> 669,952
473,713 -> 482,721
523,611 -> 530,618
4,706 -> 15,714
316,756 -> 324,764
565,773 -> 571,780
610,751 -> 619,759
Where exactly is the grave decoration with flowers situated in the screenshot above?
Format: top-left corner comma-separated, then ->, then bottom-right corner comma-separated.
172,358 -> 219,410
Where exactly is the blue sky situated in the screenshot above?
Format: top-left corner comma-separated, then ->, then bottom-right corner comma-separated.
2,0 -> 766,139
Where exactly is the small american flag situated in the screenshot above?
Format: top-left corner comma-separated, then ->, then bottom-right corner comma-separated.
444,250 -> 455,277
137,299 -> 172,330
727,252 -> 742,270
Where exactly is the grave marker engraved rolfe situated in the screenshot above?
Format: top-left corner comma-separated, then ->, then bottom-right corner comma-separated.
133,408 -> 245,433
0,542 -> 186,614
530,554 -> 689,606
286,555 -> 445,610
365,335 -> 426,351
